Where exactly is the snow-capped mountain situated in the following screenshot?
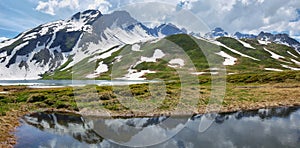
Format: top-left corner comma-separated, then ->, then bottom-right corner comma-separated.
0,10 -> 185,80
1,10 -> 300,80
257,32 -> 300,52
206,28 -> 300,52
204,27 -> 230,39
234,32 -> 257,39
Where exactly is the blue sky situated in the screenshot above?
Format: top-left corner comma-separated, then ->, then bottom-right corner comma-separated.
0,0 -> 300,40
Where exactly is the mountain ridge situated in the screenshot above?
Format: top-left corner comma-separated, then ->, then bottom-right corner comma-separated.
206,27 -> 300,52
0,10 -> 300,80
0,10 -> 185,80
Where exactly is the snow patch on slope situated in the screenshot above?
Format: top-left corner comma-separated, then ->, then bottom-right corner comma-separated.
63,26 -> 155,71
264,68 -> 283,72
0,37 -> 9,42
263,48 -> 285,60
291,59 -> 300,65
0,39 -> 71,80
150,38 -> 162,44
88,45 -> 123,63
132,44 -> 141,51
258,40 -> 271,45
118,49 -> 164,80
4,41 -> 30,65
281,64 -> 300,70
215,51 -> 237,66
287,51 -> 298,58
114,56 -> 122,63
0,31 -> 27,49
103,26 -> 154,45
211,40 -> 260,61
168,58 -> 185,68
86,61 -> 109,78
134,49 -> 165,67
60,34 -> 85,71
237,39 -> 255,49
122,69 -> 156,80
191,72 -> 219,75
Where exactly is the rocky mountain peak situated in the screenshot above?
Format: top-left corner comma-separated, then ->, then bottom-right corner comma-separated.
205,27 -> 229,39
70,9 -> 103,25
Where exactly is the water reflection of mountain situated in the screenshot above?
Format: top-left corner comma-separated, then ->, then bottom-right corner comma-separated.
22,112 -> 183,145
20,106 -> 300,147
191,106 -> 299,124
23,112 -> 104,144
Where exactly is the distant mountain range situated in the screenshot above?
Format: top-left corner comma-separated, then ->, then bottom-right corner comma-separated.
205,27 -> 300,52
0,10 -> 300,80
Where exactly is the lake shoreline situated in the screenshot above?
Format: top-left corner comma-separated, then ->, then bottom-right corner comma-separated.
0,82 -> 300,147
1,103 -> 300,147
1,104 -> 300,147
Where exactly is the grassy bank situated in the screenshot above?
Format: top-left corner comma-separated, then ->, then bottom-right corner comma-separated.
0,71 -> 300,146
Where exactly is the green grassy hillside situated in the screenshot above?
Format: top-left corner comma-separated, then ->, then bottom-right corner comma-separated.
43,34 -> 300,81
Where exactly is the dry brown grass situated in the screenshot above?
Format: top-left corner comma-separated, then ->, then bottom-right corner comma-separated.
0,105 -> 31,148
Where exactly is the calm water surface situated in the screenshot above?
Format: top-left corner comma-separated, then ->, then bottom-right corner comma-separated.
0,80 -> 150,88
15,106 -> 300,148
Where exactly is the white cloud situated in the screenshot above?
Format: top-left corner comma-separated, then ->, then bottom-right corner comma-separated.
36,0 -> 57,15
88,0 -> 112,13
36,0 -> 80,15
180,0 -> 300,35
122,0 -> 300,38
36,0 -> 111,15
25,0 -> 300,40
218,0 -> 237,11
0,37 -> 9,42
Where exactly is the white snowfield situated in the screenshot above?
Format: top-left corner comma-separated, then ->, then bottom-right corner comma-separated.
258,40 -> 271,45
0,41 -> 50,80
215,51 -> 237,66
131,44 -> 141,51
168,58 -> 185,68
140,49 -> 165,62
117,49 -> 165,80
0,31 -> 28,49
274,39 -> 291,47
263,48 -> 285,60
287,51 -> 298,58
237,39 -> 255,49
291,59 -> 300,65
150,38 -> 162,44
63,26 -> 155,71
86,61 -> 109,78
0,37 -> 9,42
122,69 -> 156,80
191,72 -> 219,75
211,40 -> 260,61
0,12 -> 170,80
264,68 -> 283,72
281,64 -> 300,70
0,33 -> 72,80
191,72 -> 206,75
134,49 -> 165,67
88,45 -> 124,63
114,55 -> 122,63
23,32 -> 38,41
0,12 -> 104,80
